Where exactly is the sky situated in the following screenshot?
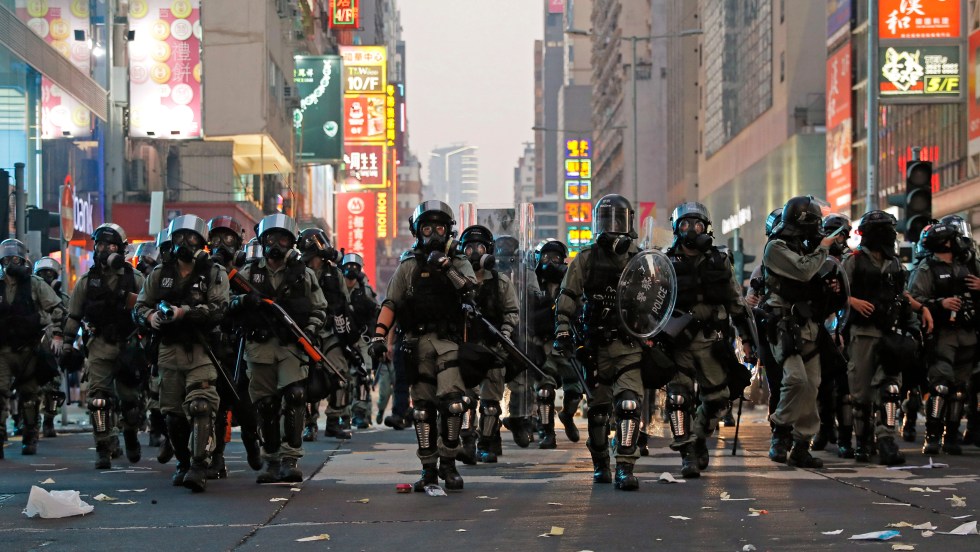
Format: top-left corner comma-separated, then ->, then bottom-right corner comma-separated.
399,0 -> 543,207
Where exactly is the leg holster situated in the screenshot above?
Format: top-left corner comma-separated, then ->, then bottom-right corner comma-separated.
615,391 -> 641,456
187,398 -> 213,463
439,392 -> 465,449
877,382 -> 902,429
586,404 -> 611,456
413,401 -> 438,457
282,383 -> 306,449
255,395 -> 282,455
536,386 -> 556,430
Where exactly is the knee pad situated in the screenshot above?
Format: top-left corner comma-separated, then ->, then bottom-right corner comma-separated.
479,400 -> 501,418
87,392 -> 114,412
586,405 -> 611,451
413,401 -> 437,452
414,401 -> 436,423
187,398 -> 211,417
615,391 -> 640,418
537,386 -> 555,402
441,392 -> 465,415
283,383 -> 306,407
121,402 -> 145,427
256,395 -> 280,419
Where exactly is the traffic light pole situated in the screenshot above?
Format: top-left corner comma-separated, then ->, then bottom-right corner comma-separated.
865,0 -> 878,210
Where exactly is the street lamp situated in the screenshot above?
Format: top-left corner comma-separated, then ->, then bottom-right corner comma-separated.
565,27 -> 702,209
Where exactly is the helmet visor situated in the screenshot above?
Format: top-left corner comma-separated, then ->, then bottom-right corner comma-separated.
594,206 -> 631,235
949,218 -> 972,239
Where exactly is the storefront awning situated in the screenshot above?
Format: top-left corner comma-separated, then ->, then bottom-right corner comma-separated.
205,134 -> 293,175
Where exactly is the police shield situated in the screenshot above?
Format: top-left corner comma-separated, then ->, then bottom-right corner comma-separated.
616,249 -> 678,340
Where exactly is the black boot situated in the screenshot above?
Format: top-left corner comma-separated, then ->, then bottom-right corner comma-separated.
148,409 -> 165,447
592,453 -> 612,484
166,414 -> 192,486
877,436 -> 906,466
158,437 -> 175,464
42,415 -> 57,438
680,444 -> 701,478
278,457 -> 303,483
302,421 -> 318,442
559,395 -> 581,443
508,416 -> 532,448
811,423 -> 835,451
539,430 -> 557,449
384,415 -> 407,430
123,429 -> 141,463
637,431 -> 650,457
942,423 -> 963,455
923,418 -> 944,454
476,435 -> 497,463
788,439 -> 824,468
94,440 -> 112,469
324,416 -> 352,439
459,431 -> 477,465
769,425 -> 792,463
614,462 -> 639,491
241,427 -> 264,471
438,457 -> 464,491
694,437 -> 709,471
21,428 -> 38,456
256,461 -> 281,484
854,431 -> 873,463
183,461 -> 208,493
413,463 -> 438,492
208,454 -> 227,480
836,425 -> 855,458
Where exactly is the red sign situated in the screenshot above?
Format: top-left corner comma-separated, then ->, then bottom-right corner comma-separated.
879,0 -> 960,40
639,202 -> 656,222
335,192 -> 377,285
969,30 -> 980,154
61,177 -> 75,242
826,43 -> 853,211
344,95 -> 386,143
565,202 -> 592,224
549,0 -> 564,14
343,144 -> 386,188
329,0 -> 360,29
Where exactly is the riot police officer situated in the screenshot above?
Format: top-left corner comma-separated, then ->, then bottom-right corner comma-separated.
908,216 -> 980,455
135,215 -> 230,492
532,239 -> 585,448
205,216 -> 260,478
844,211 -> 928,466
231,215 -> 327,483
63,224 -> 146,469
34,257 -> 68,439
368,200 -> 478,491
554,194 -> 644,490
134,243 -> 160,277
812,214 -> 854,457
297,228 -> 352,440
0,241 -> 64,458
136,239 -> 167,451
458,225 -> 520,463
746,208 -> 783,418
662,202 -> 754,478
342,253 -> 381,429
763,196 -> 842,468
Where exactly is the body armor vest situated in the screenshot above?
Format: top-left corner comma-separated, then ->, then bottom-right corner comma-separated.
850,251 -> 907,329
668,247 -> 736,312
400,254 -> 462,334
349,283 -> 377,334
319,266 -> 348,316
532,283 -> 559,338
249,261 -> 313,337
471,270 -> 504,342
83,265 -> 137,342
0,277 -> 43,345
764,238 -> 824,304
582,247 -> 630,331
157,261 -> 214,345
926,257 -> 979,327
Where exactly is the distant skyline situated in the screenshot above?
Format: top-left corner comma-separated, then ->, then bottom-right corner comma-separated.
400,1 -> 543,208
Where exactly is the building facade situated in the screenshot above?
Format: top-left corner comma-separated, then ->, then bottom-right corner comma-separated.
427,144 -> 478,212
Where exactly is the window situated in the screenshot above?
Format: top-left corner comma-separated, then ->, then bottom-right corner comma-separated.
780,51 -> 784,82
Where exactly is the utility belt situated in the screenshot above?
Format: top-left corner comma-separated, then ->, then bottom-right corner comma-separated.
763,304 -> 816,358
584,322 -> 636,348
409,321 -> 461,342
658,311 -> 729,350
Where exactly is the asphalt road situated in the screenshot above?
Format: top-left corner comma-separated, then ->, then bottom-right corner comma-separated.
2,407 -> 979,551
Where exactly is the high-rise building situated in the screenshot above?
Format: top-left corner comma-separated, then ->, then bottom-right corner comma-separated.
514,142 -> 536,206
427,144 -> 479,211
696,0 -> 826,260
665,0 -> 702,210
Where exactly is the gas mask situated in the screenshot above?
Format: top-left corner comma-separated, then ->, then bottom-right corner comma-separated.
535,262 -> 567,284
861,226 -> 897,255
676,217 -> 712,251
597,233 -> 631,255
343,265 -> 364,281
98,251 -> 125,270
463,242 -> 495,271
262,231 -> 294,262
2,262 -> 31,281
417,221 -> 450,253
932,241 -> 953,253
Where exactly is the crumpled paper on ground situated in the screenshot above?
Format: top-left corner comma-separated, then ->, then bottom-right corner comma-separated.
23,486 -> 94,519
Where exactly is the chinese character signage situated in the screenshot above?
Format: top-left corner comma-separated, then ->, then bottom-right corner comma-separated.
879,0 -> 961,40
826,43 -> 853,210
343,95 -> 386,142
329,0 -> 359,29
343,144 -> 385,188
564,138 -> 593,252
336,192 -> 377,286
879,45 -> 962,101
341,46 -> 386,95
548,0 -> 564,14
128,0 -> 202,138
969,30 -> 980,156
16,0 -> 93,138
295,55 -> 343,163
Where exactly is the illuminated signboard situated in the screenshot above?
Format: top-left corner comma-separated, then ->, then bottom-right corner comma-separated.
342,144 -> 385,188
564,138 -> 593,251
295,55 -> 343,162
329,0 -> 360,29
336,191 -> 377,286
878,0 -> 961,40
878,45 -> 962,102
127,0 -> 203,138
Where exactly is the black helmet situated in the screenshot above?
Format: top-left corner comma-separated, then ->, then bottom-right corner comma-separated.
822,213 -> 851,235
409,200 -> 455,251
256,214 -> 299,262
297,228 -> 337,263
493,235 -> 520,271
922,220 -> 959,253
534,238 -> 569,263
593,194 -> 634,237
765,208 -> 783,237
939,214 -> 974,256
773,196 -> 823,236
669,202 -> 711,234
534,239 -> 569,284
856,210 -> 896,234
459,225 -> 496,271
855,210 -> 897,255
915,223 -> 933,259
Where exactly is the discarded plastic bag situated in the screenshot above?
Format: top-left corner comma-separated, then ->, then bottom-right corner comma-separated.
23,486 -> 94,519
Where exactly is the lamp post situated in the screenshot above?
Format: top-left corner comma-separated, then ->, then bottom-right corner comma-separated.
566,28 -> 702,209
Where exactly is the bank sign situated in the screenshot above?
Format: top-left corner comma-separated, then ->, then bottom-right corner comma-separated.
878,45 -> 962,102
